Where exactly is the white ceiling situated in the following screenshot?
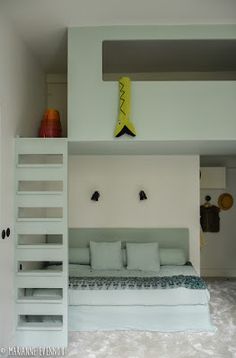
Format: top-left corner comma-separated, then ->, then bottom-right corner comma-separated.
1,0 -> 236,73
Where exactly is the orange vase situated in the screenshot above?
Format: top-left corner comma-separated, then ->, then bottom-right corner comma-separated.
39,109 -> 62,137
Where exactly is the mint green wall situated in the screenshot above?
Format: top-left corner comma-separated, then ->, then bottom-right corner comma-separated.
68,26 -> 236,141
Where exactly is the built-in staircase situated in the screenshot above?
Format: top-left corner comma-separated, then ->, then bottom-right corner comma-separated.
14,138 -> 68,347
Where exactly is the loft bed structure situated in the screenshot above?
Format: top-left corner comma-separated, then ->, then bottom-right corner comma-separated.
14,139 -> 214,347
13,24 -> 236,347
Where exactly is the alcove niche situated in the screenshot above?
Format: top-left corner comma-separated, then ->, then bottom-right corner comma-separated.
102,39 -> 236,81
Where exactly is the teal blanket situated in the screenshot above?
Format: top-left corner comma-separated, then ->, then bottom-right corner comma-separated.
69,275 -> 207,290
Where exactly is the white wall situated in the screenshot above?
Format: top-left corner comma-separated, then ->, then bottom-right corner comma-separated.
46,74 -> 67,137
0,14 -> 45,346
69,155 -> 200,272
200,168 -> 236,277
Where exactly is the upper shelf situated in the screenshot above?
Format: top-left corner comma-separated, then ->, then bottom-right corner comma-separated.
103,39 -> 236,81
68,140 -> 236,156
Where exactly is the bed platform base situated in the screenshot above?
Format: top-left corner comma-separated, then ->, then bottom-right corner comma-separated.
69,305 -> 216,332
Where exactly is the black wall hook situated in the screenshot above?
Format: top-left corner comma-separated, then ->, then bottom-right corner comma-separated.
91,191 -> 100,201
139,190 -> 147,201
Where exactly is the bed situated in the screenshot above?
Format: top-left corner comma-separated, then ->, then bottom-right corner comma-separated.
65,228 -> 215,332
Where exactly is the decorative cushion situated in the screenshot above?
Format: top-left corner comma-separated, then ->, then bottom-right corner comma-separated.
126,242 -> 160,272
160,248 -> 186,265
90,241 -> 122,270
69,248 -> 90,264
68,245 -> 186,267
68,247 -> 127,266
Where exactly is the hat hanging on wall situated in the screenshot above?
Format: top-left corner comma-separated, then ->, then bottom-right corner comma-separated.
218,193 -> 234,210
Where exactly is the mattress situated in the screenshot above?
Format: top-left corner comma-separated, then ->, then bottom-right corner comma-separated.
68,264 -> 210,306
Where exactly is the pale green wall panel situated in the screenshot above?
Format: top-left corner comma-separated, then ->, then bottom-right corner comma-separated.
68,26 -> 236,142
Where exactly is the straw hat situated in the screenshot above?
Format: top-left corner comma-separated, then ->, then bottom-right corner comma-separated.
218,193 -> 234,210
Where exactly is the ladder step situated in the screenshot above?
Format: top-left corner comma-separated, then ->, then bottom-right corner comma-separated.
16,195 -> 63,208
15,138 -> 67,154
16,167 -> 65,181
16,304 -> 64,315
16,276 -> 66,288
16,248 -> 64,261
15,221 -> 66,233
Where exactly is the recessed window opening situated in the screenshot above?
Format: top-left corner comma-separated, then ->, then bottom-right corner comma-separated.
103,39 -> 236,81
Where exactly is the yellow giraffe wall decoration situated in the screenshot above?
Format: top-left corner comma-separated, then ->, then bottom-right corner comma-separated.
114,77 -> 136,137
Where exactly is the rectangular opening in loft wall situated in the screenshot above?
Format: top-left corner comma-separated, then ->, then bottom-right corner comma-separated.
17,288 -> 63,301
17,261 -> 63,273
18,154 -> 63,165
102,39 -> 236,81
17,315 -> 63,329
17,234 -> 63,245
18,207 -> 63,220
18,181 -> 63,193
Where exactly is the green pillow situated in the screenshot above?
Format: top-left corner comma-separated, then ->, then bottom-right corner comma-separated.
160,248 -> 186,265
90,241 -> 122,270
126,242 -> 160,272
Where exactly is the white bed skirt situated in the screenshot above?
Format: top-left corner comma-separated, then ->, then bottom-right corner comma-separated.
68,305 -> 216,332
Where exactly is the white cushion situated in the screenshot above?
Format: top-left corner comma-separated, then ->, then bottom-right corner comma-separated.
90,241 -> 122,270
126,242 -> 160,272
160,248 -> 186,265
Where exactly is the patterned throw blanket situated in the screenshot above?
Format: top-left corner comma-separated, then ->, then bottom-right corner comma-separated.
69,275 -> 207,290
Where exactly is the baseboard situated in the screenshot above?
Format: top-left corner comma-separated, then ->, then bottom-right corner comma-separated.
201,268 -> 236,277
